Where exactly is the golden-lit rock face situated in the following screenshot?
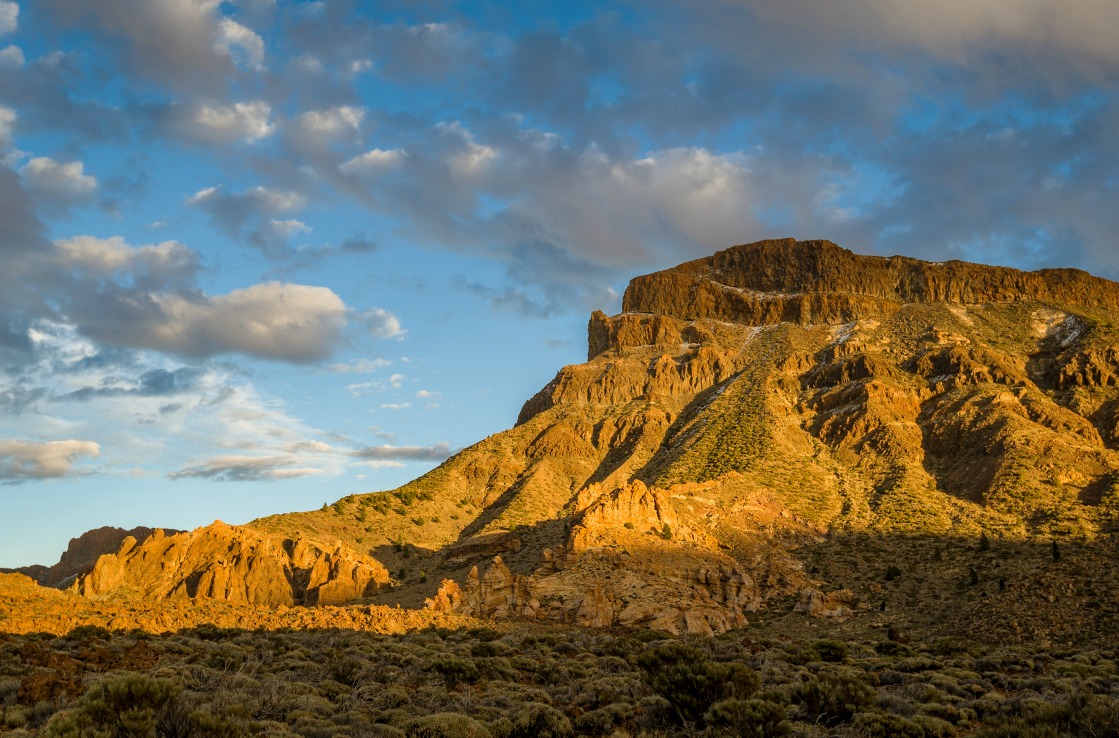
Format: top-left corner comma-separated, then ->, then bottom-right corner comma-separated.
14,239 -> 1119,643
70,521 -> 389,607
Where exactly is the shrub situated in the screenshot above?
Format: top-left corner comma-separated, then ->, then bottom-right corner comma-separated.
408,713 -> 491,738
432,658 -> 479,689
42,672 -> 190,738
793,670 -> 875,725
703,698 -> 788,738
636,643 -> 760,725
851,712 -> 926,738
804,639 -> 848,663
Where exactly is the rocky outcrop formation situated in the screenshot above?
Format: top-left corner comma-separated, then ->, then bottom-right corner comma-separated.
70,521 -> 389,607
623,238 -> 1119,328
454,556 -> 540,619
795,588 -> 861,619
4,526 -> 171,588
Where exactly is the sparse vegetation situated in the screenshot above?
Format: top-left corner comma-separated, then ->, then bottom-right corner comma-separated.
1,625 -> 1116,737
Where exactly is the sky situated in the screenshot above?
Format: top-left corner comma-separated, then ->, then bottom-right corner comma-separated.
1,0 -> 1118,567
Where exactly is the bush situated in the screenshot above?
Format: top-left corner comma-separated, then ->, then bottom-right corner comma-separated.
851,712 -> 926,738
43,672 -> 190,738
637,643 -> 760,725
407,712 -> 491,738
703,698 -> 788,738
804,639 -> 847,663
793,670 -> 875,725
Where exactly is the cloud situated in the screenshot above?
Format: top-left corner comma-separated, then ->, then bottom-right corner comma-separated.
327,358 -> 391,373
351,442 -> 454,461
0,439 -> 100,481
358,308 -> 404,339
187,184 -> 307,258
345,372 -> 404,397
20,157 -> 98,206
169,454 -> 323,481
38,0 -> 242,94
73,281 -> 350,363
341,148 -> 405,175
379,402 -> 411,410
0,45 -> 22,66
170,101 -> 274,144
0,106 -> 13,148
55,235 -> 199,286
295,105 -> 365,142
0,2 -> 16,35
216,18 -> 265,70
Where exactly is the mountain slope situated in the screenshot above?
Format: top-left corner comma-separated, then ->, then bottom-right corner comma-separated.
38,238 -> 1119,640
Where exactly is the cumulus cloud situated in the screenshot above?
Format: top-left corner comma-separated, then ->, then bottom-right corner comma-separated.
0,439 -> 100,481
341,148 -> 405,175
0,45 -> 22,66
295,105 -> 365,141
216,18 -> 265,70
20,157 -> 98,206
351,442 -> 454,461
187,184 -> 307,257
0,106 -> 13,149
327,358 -> 391,374
74,281 -> 350,363
55,235 -> 199,286
169,454 -> 323,481
0,2 -> 16,35
171,101 -> 274,144
38,0 -> 242,93
358,308 -> 404,339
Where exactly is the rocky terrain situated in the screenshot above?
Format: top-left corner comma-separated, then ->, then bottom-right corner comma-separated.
8,238 -> 1119,644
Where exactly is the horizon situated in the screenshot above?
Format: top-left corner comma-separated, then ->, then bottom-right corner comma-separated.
3,0 -> 1119,568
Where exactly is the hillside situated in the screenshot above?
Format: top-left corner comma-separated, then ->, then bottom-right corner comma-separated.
17,238 -> 1119,643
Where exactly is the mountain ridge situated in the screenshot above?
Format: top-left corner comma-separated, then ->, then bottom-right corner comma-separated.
10,238 -> 1119,642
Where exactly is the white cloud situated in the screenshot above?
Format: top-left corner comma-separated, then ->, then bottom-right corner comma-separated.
360,307 -> 405,339
0,2 -> 17,35
177,101 -> 274,144
77,282 -> 350,363
268,219 -> 311,237
0,106 -> 14,149
55,236 -> 198,281
351,442 -> 453,461
327,358 -> 392,374
379,402 -> 411,410
216,18 -> 264,70
19,157 -> 98,205
170,454 -> 322,481
0,44 -> 22,66
415,389 -> 439,399
296,106 -> 365,140
0,439 -> 100,481
342,148 -> 405,174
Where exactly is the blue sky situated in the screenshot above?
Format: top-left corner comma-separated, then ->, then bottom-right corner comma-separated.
2,0 -> 1118,567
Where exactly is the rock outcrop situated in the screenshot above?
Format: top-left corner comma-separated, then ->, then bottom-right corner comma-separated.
4,526 -> 171,588
70,521 -> 389,607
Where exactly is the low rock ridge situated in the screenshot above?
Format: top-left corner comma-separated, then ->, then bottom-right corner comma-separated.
619,238 -> 1119,336
3,526 -> 173,588
70,521 -> 390,607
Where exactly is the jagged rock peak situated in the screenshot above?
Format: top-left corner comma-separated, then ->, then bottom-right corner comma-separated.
620,238 -> 1119,327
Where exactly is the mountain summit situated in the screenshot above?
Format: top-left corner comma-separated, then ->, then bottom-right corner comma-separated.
19,239 -> 1119,642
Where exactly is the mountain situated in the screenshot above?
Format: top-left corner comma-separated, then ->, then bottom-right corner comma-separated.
17,238 -> 1119,643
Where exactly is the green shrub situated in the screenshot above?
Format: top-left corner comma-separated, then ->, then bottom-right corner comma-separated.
793,670 -> 875,725
408,713 -> 491,738
703,698 -> 788,738
636,643 -> 760,725
804,639 -> 848,663
851,712 -> 926,738
432,658 -> 479,689
42,672 -> 189,738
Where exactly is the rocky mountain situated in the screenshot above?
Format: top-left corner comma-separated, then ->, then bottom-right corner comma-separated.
16,238 -> 1119,643
1,526 -> 172,588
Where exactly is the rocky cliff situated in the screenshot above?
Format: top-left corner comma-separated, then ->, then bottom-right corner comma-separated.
3,526 -> 172,588
70,521 -> 390,607
15,238 -> 1119,643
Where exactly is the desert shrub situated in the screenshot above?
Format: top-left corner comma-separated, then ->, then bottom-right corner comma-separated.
493,702 -> 572,738
703,698 -> 788,738
432,658 -> 479,689
573,703 -> 632,736
793,669 -> 875,725
636,642 -> 760,725
803,639 -> 847,663
42,672 -> 191,738
850,711 -> 925,738
407,712 -> 491,738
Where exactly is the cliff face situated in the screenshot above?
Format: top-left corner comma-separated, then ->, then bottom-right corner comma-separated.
70,521 -> 390,607
20,238 -> 1119,643
3,526 -> 171,588
619,239 -> 1119,335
